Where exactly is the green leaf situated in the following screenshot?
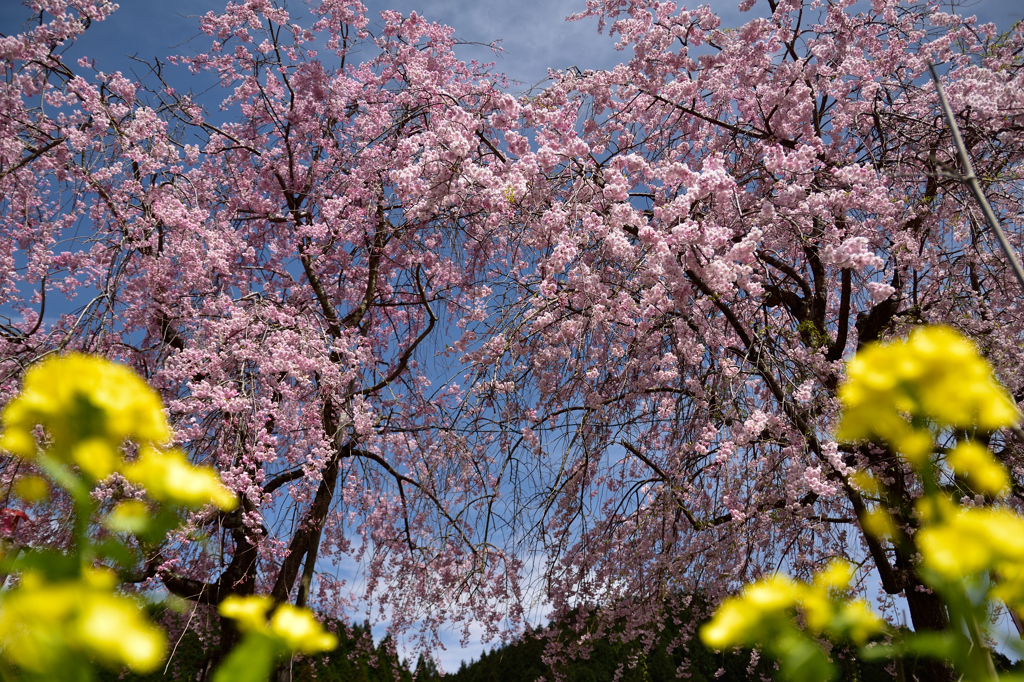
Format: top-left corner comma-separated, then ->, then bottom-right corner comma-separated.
902,631 -> 965,659
772,632 -> 837,682
10,548 -> 80,580
212,632 -> 286,682
95,538 -> 136,568
36,451 -> 92,505
857,642 -> 901,662
104,500 -> 152,535
136,506 -> 184,544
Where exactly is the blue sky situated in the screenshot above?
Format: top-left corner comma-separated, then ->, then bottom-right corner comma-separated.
1,0 -> 1020,91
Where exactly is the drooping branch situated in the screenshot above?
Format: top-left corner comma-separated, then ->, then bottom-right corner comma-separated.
357,266 -> 436,396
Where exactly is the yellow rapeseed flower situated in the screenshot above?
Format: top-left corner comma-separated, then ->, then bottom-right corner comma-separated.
0,354 -> 170,478
219,595 -> 337,655
701,568 -> 885,652
917,506 -> 1024,580
0,569 -> 165,674
837,326 -> 1020,463
861,508 -> 898,540
700,575 -> 801,648
849,471 -> 881,496
0,353 -> 237,510
75,594 -> 166,671
813,559 -> 856,591
12,475 -> 48,503
833,599 -> 886,645
104,499 -> 153,533
269,605 -> 339,654
744,574 -> 802,612
218,595 -> 273,632
992,563 -> 1024,615
946,440 -> 1010,497
799,586 -> 835,632
700,597 -> 756,650
69,437 -> 121,481
123,447 -> 237,511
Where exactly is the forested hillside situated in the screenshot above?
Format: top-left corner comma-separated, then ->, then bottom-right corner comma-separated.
96,619 -> 416,682
104,603 -> 1015,682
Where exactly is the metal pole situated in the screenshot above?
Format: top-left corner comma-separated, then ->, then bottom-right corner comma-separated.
928,62 -> 1024,295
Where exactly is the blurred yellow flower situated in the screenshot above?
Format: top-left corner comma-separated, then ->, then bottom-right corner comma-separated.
837,326 -> 1020,461
269,605 -> 339,654
701,568 -> 885,651
219,595 -> 273,632
861,508 -> 898,540
12,475 -> 48,503
813,559 -> 856,591
124,448 -> 237,511
946,440 -> 1010,497
849,471 -> 881,496
833,600 -> 886,645
744,574 -> 802,612
700,597 -> 756,650
70,437 -> 121,481
219,595 -> 337,655
993,563 -> 1024,616
700,575 -> 801,649
1,354 -> 236,510
1,353 -> 170,478
917,506 -> 1024,580
104,499 -> 153,533
0,569 -> 165,674
799,587 -> 834,632
76,595 -> 165,671
891,428 -> 934,467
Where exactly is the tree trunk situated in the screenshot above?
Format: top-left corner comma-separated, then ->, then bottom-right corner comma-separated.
904,584 -> 956,682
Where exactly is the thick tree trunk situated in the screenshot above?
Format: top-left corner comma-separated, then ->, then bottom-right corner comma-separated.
904,586 -> 956,682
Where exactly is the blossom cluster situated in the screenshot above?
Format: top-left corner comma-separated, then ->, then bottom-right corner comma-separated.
702,326 -> 1024,681
3,0 -> 1024,669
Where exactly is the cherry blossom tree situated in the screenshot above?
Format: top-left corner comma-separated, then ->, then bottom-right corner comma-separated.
2,0 -> 1024,678
475,0 -> 1024,678
0,0 -> 532,668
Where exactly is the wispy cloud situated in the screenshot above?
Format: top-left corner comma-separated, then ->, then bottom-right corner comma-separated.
1,0 -> 1015,92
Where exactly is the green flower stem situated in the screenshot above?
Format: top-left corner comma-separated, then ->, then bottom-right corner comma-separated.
918,455 -> 1000,682
36,451 -> 97,567
948,582 -> 999,682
